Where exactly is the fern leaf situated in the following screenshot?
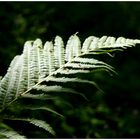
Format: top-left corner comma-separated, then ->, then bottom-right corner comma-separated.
33,39 -> 46,80
134,39 -> 140,44
0,123 -> 25,139
89,37 -> 100,51
44,41 -> 55,74
27,119 -> 55,135
32,85 -> 87,100
0,129 -> 26,139
65,62 -> 113,72
15,55 -> 26,97
65,34 -> 81,61
98,36 -> 108,46
99,36 -> 135,49
24,106 -> 64,118
0,34 -> 139,111
54,36 -> 65,68
3,117 -> 55,136
57,69 -> 90,75
21,93 -> 54,100
0,56 -> 22,108
0,129 -> 25,139
23,41 -> 36,89
47,76 -> 98,87
82,36 -> 95,53
14,118 -> 55,135
82,36 -> 137,54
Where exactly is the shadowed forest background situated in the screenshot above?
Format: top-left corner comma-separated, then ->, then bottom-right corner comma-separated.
0,2 -> 140,138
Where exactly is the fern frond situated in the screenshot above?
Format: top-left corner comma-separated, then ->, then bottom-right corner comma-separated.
0,123 -> 26,139
24,106 -> 64,118
82,36 -> 98,53
46,76 -> 99,89
0,34 -> 139,111
54,36 -> 65,68
0,129 -> 25,139
65,33 -> 81,61
56,69 -> 90,75
5,118 -> 55,135
81,36 -> 137,54
44,41 -> 55,75
65,62 -> 112,71
0,55 -> 22,108
21,93 -> 54,100
27,118 -> 55,135
32,85 -> 87,100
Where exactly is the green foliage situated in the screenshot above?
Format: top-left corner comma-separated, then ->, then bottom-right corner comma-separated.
0,123 -> 25,139
0,34 -> 139,138
1,2 -> 140,138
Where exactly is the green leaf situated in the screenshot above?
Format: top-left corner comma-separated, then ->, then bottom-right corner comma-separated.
3,117 -> 55,136
0,129 -> 26,139
25,106 -> 64,118
0,122 -> 26,139
0,34 -> 139,110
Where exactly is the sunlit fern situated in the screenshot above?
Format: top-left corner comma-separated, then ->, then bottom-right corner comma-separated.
0,33 -> 139,138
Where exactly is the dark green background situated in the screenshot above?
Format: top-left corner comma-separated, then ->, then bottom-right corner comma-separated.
0,2 -> 140,138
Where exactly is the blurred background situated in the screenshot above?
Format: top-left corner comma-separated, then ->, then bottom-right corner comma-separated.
0,2 -> 140,138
